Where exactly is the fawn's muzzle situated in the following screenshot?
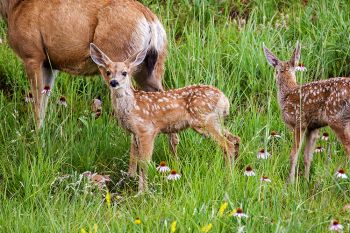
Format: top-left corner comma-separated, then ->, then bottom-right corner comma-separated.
109,80 -> 119,88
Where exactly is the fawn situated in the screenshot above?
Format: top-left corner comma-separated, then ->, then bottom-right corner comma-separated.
90,43 -> 240,191
263,41 -> 350,183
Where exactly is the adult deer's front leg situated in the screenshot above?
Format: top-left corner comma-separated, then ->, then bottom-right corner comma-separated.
136,133 -> 156,192
303,129 -> 319,181
25,59 -> 57,129
288,127 -> 304,183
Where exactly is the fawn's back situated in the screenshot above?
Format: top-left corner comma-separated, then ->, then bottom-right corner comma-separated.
128,85 -> 229,134
282,77 -> 350,128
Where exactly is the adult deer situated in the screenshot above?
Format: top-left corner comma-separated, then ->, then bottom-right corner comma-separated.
90,43 -> 240,191
263,41 -> 350,183
0,0 -> 179,152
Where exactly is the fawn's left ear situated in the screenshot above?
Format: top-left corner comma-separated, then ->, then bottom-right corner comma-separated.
263,43 -> 280,68
290,41 -> 301,67
126,46 -> 149,69
90,43 -> 112,68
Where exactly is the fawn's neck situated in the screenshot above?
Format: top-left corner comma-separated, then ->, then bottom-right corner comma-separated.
276,71 -> 299,105
111,87 -> 135,118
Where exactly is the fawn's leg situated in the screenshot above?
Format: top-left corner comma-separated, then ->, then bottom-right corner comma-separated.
224,130 -> 240,159
136,133 -> 156,192
288,127 -> 304,183
204,122 -> 235,169
330,122 -> 350,155
303,129 -> 319,181
169,133 -> 180,157
128,134 -> 138,177
25,59 -> 58,129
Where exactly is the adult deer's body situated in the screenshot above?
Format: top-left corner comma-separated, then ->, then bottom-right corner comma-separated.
264,42 -> 350,183
0,0 -> 167,128
90,43 -> 240,191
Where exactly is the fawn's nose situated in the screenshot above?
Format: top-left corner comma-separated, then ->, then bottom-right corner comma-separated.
109,80 -> 119,88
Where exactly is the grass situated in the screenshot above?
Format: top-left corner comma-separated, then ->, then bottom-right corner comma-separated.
1,0 -> 350,232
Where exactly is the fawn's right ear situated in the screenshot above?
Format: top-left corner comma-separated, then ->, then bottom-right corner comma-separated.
90,43 -> 112,68
263,43 -> 280,68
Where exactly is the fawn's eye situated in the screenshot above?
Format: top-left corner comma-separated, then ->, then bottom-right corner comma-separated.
106,70 -> 111,76
122,71 -> 127,77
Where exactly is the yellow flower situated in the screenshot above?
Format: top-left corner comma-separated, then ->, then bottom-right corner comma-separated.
170,220 -> 177,233
134,217 -> 141,225
106,191 -> 111,209
201,223 -> 213,233
219,202 -> 228,216
93,224 -> 98,233
81,228 -> 87,233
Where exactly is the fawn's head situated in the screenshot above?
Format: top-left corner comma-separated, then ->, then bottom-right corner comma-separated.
263,41 -> 301,85
90,43 -> 148,95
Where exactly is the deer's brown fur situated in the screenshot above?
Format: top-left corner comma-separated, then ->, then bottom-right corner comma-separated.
90,43 -> 240,192
1,0 -> 167,128
264,41 -> 350,183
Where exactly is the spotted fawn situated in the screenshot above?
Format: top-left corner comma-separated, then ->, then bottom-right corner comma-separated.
90,43 -> 240,192
264,41 -> 350,183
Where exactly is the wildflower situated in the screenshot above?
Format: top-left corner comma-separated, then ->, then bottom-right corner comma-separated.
244,165 -> 256,177
93,224 -> 98,233
57,96 -> 67,107
260,175 -> 272,183
295,63 -> 307,72
167,169 -> 181,180
200,223 -> 213,233
257,148 -> 270,159
322,132 -> 329,141
156,161 -> 170,173
268,131 -> 281,139
314,146 -> 324,153
105,191 -> 111,208
335,169 -> 348,179
170,220 -> 177,233
219,202 -> 228,216
329,219 -> 343,231
41,85 -> 51,96
25,92 -> 34,103
229,208 -> 248,218
134,217 -> 141,225
81,228 -> 87,233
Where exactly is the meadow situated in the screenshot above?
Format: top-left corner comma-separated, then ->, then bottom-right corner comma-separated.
1,0 -> 350,232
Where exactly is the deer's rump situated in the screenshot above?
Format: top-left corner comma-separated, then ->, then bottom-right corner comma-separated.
7,0 -> 163,75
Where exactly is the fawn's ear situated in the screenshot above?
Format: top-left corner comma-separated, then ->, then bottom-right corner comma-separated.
290,41 -> 301,67
90,43 -> 112,68
263,43 -> 280,68
126,46 -> 148,69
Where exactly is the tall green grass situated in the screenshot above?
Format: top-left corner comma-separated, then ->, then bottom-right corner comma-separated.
1,0 -> 350,232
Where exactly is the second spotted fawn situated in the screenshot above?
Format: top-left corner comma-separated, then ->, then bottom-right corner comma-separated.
264,41 -> 350,183
90,43 -> 240,192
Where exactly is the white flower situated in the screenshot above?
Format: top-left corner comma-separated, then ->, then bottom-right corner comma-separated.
25,93 -> 34,103
329,220 -> 343,231
257,149 -> 270,159
230,208 -> 248,218
57,96 -> 67,107
335,169 -> 348,179
268,131 -> 281,140
244,166 -> 256,177
260,176 -> 271,183
322,132 -> 329,141
156,161 -> 170,173
41,85 -> 51,96
314,146 -> 324,153
295,63 -> 307,72
167,170 -> 181,180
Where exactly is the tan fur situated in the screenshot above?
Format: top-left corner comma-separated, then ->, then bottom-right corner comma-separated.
264,41 -> 350,183
1,0 -> 167,128
90,44 -> 240,192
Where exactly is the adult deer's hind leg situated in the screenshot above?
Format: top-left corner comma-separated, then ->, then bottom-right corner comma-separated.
303,129 -> 319,181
